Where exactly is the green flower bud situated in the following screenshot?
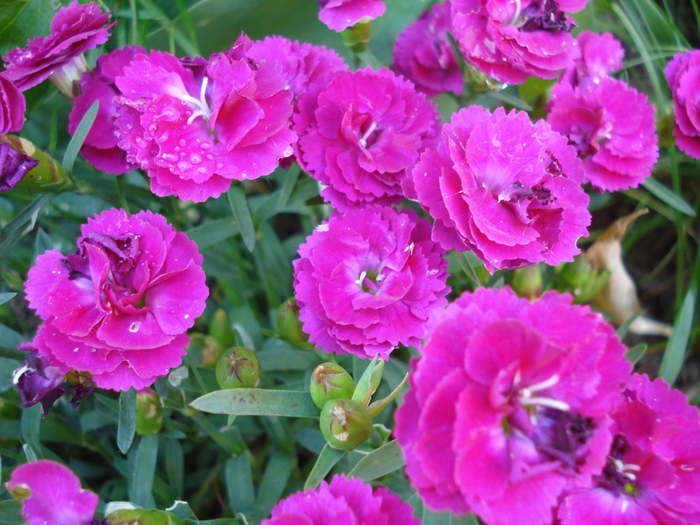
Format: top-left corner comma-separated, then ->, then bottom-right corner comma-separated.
215,347 -> 262,390
277,298 -> 310,348
106,509 -> 184,525
135,388 -> 164,436
511,265 -> 543,300
340,18 -> 373,53
209,309 -> 235,349
310,362 -> 355,408
0,135 -> 71,192
319,398 -> 372,451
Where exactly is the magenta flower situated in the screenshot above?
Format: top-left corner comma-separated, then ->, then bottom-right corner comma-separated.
318,0 -> 386,32
293,205 -> 449,359
665,49 -> 700,159
394,287 -> 631,525
115,34 -> 295,202
412,105 -> 590,272
546,78 -> 658,192
6,460 -> 98,525
13,344 -> 66,416
0,74 -> 26,133
560,31 -> 625,87
25,208 -> 208,391
0,141 -> 38,191
262,475 -> 419,525
68,46 -> 144,175
295,67 -> 440,210
450,0 -> 584,85
2,2 -> 114,92
392,2 -> 463,98
556,374 -> 700,524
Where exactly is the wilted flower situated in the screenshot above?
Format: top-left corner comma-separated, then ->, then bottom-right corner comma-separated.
13,344 -> 65,416
6,460 -> 99,525
25,208 -> 208,391
559,31 -> 625,87
412,105 -> 590,272
392,2 -> 463,98
0,140 -> 38,191
262,474 -> 419,525
2,2 -> 114,93
394,287 -> 631,525
546,78 -> 658,191
68,46 -> 144,174
295,67 -> 440,210
115,34 -> 295,202
317,0 -> 386,32
665,49 -> 700,159
293,205 -> 449,359
0,74 -> 26,133
450,0 -> 584,84
556,374 -> 700,524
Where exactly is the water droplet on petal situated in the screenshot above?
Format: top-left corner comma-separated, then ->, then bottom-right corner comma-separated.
129,322 -> 141,333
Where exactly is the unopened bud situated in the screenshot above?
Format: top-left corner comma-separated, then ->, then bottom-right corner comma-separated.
319,398 -> 372,451
511,265 -> 542,300
277,298 -> 310,348
215,347 -> 262,390
0,135 -> 70,192
135,388 -> 164,436
209,309 -> 234,349
340,18 -> 373,53
310,362 -> 355,408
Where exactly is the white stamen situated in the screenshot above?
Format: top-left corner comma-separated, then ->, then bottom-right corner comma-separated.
611,458 -> 640,481
520,396 -> 571,411
359,122 -> 378,148
174,76 -> 211,124
356,270 -> 367,287
508,0 -> 522,26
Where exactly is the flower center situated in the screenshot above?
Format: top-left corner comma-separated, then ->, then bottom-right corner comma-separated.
516,0 -> 574,33
168,76 -> 212,125
356,268 -> 383,294
597,435 -> 641,496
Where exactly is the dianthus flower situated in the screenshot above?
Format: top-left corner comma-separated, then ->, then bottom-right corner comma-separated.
546,78 -> 658,192
295,67 -> 440,210
0,141 -> 38,191
115,34 -> 295,202
318,0 -> 386,32
559,31 -> 624,87
68,46 -> 144,174
556,374 -> 700,524
412,105 -> 589,272
25,208 -> 208,391
394,287 -> 631,525
262,475 -> 419,525
6,460 -> 99,525
451,0 -> 584,85
293,205 -> 449,359
0,74 -> 26,133
12,344 -> 65,416
2,2 -> 114,93
392,2 -> 463,98
665,49 -> 700,159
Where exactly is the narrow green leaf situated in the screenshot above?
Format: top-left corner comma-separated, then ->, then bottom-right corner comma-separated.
0,499 -> 23,525
190,388 -> 319,418
368,373 -> 408,417
138,0 -> 199,56
164,438 -> 185,500
659,286 -> 696,385
257,348 -> 320,371
255,451 -> 295,516
422,508 -> 481,524
304,443 -> 344,490
643,178 -> 696,217
455,251 -> 482,286
0,323 -> 24,352
0,292 -> 15,305
227,185 -> 256,252
276,165 -> 301,211
129,435 -> 159,509
348,440 -> 406,481
0,0 -> 29,38
625,343 -> 648,365
616,310 -> 643,339
166,501 -> 198,520
186,218 -> 240,249
21,404 -> 43,459
225,454 -> 255,515
62,100 -> 99,175
117,388 -> 137,454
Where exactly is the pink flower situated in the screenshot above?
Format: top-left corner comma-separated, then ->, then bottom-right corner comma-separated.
25,208 -> 208,391
0,74 -> 26,133
412,105 -> 590,272
262,475 -> 419,525
6,460 -> 98,525
295,67 -> 440,211
2,2 -> 114,92
560,31 -> 624,87
546,78 -> 658,191
318,0 -> 386,32
556,374 -> 700,524
115,35 -> 295,202
665,49 -> 700,159
0,141 -> 38,191
68,46 -> 144,175
450,0 -> 583,84
394,287 -> 631,525
392,2 -> 463,98
13,345 -> 66,416
293,205 -> 449,359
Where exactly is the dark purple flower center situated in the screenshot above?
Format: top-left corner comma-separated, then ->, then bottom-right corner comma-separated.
595,435 -> 639,496
531,407 -> 595,469
499,181 -> 555,205
519,0 -> 573,33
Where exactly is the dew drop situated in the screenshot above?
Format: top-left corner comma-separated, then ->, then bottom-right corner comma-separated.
177,161 -> 191,172
73,347 -> 80,352
191,153 -> 202,164
129,322 -> 141,333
